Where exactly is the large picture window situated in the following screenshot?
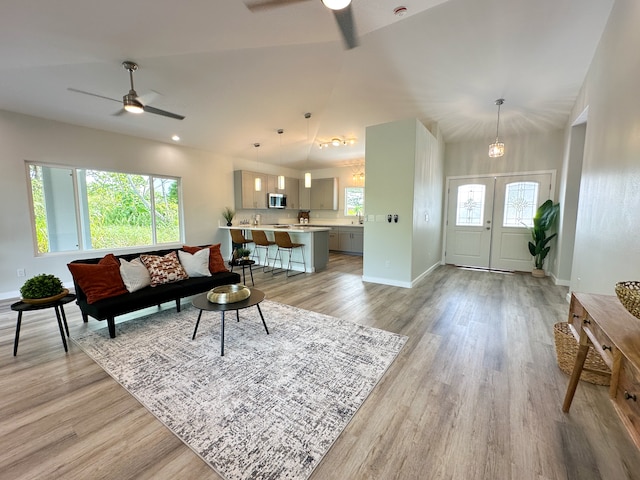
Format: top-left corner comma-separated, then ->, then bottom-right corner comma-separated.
28,163 -> 182,254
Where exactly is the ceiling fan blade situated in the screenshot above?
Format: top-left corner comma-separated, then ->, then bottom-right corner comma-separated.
333,4 -> 358,49
245,0 -> 310,11
67,87 -> 121,104
142,104 -> 185,120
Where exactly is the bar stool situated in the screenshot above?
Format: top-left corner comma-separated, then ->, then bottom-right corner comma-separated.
229,229 -> 254,260
250,230 -> 276,272
273,230 -> 306,277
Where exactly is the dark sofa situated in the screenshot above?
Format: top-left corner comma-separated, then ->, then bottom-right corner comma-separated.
69,247 -> 240,338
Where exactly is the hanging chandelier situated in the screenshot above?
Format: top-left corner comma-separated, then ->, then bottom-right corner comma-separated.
488,98 -> 505,158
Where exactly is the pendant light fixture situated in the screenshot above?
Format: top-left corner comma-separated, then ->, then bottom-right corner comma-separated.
277,129 -> 285,190
254,143 -> 262,192
488,98 -> 505,158
304,112 -> 312,188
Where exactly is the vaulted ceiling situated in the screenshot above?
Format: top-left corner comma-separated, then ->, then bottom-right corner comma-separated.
0,0 -> 613,169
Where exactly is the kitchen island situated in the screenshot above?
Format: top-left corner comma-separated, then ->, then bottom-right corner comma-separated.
220,225 -> 331,273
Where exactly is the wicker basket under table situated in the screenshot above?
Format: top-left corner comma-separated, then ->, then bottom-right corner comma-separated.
553,321 -> 611,386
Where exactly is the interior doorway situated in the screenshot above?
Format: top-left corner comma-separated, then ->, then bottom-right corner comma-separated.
445,172 -> 554,271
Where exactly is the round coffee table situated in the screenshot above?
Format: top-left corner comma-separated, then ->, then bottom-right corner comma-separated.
191,288 -> 268,356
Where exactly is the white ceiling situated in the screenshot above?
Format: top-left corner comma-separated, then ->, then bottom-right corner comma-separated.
0,0 -> 613,169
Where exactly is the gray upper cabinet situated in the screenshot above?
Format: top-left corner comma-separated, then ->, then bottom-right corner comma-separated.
234,170 -> 267,209
310,177 -> 338,210
234,170 -> 299,210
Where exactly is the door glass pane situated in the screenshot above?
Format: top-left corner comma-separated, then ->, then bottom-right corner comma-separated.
456,184 -> 485,226
503,181 -> 539,227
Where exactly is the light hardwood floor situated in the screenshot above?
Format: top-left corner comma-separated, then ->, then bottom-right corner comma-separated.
1,254 -> 640,480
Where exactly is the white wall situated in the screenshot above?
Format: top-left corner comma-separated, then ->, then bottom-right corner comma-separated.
444,130 -> 566,279
363,118 -> 444,287
567,0 -> 640,295
0,110 -> 236,298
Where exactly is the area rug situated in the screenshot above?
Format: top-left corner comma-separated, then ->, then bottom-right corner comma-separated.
72,300 -> 407,480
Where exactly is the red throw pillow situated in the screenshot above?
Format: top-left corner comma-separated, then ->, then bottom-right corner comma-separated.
67,254 -> 128,304
183,244 -> 229,273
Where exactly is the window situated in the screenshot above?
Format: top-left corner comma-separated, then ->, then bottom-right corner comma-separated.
502,181 -> 538,228
28,163 -> 182,254
344,187 -> 364,216
456,184 -> 485,226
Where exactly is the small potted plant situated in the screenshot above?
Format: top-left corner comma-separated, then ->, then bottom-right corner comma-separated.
528,199 -> 560,277
222,207 -> 235,226
20,273 -> 67,304
235,247 -> 252,261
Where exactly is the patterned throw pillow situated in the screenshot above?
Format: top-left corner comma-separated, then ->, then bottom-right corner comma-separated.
140,251 -> 189,287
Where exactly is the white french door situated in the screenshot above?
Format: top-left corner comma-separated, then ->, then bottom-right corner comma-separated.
445,173 -> 553,271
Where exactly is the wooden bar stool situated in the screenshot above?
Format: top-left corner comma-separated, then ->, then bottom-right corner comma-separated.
229,229 -> 254,260
250,230 -> 276,272
273,231 -> 306,277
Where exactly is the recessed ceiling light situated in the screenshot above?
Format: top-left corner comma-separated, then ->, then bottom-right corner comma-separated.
171,135 -> 180,142
394,6 -> 408,17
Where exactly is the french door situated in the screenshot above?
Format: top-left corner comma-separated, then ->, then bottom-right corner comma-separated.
445,173 -> 553,271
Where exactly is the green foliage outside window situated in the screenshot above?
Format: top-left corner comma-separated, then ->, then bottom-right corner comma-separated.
29,164 -> 181,253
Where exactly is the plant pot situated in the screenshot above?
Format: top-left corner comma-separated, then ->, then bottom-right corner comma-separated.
22,288 -> 69,304
226,222 -> 232,226
532,268 -> 546,278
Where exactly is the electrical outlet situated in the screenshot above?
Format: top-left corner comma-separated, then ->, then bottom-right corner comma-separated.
17,268 -> 26,277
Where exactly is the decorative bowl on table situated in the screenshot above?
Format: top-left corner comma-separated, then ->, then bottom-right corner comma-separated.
207,284 -> 251,304
615,281 -> 640,320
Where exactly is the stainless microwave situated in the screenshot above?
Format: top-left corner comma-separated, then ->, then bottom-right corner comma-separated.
268,193 -> 287,209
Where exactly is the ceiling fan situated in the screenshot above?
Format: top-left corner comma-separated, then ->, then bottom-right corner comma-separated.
245,0 -> 358,50
68,61 -> 185,120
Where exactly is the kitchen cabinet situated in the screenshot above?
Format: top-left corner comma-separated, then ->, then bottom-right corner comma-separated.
328,226 -> 363,254
310,177 -> 338,210
234,170 -> 267,209
285,177 -> 299,210
328,228 -> 340,251
338,227 -> 363,254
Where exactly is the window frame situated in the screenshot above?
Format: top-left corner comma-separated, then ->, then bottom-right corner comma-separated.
26,161 -> 184,256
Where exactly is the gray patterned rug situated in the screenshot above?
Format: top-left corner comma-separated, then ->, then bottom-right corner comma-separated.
72,300 -> 407,480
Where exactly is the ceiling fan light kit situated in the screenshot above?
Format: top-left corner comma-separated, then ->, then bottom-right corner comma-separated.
488,98 -> 505,158
322,0 -> 351,10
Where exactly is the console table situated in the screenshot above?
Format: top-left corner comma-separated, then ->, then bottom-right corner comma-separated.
562,292 -> 640,449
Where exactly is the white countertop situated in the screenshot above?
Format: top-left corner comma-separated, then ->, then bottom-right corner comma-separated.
221,225 -> 331,233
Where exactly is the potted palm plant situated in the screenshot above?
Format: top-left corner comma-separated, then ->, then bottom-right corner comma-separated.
222,207 -> 235,226
528,199 -> 560,277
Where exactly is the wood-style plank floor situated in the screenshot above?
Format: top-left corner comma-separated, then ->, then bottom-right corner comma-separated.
1,254 -> 640,480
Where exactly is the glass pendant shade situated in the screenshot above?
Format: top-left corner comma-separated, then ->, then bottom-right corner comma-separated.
488,98 -> 505,158
254,177 -> 262,192
277,175 -> 285,190
304,172 -> 311,188
488,142 -> 505,158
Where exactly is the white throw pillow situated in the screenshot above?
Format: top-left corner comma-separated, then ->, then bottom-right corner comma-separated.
119,257 -> 152,293
178,248 -> 211,278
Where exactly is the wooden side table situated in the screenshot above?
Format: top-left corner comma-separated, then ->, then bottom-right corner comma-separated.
10,293 -> 77,356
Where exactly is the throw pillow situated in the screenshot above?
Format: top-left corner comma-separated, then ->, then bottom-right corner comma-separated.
183,244 -> 229,273
119,257 -> 152,293
140,251 -> 189,287
178,248 -> 211,277
67,254 -> 128,304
